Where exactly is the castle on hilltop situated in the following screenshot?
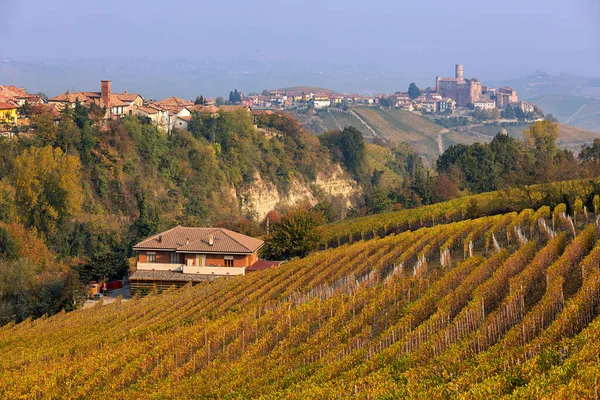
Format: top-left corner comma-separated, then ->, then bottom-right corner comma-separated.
435,64 -> 483,107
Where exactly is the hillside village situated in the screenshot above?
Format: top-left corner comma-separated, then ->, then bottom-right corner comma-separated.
0,64 -> 543,138
243,64 -> 540,120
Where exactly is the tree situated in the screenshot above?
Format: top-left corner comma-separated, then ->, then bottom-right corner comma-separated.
13,146 -> 83,237
75,251 -> 129,284
195,96 -> 206,105
216,96 -> 225,106
262,208 -> 324,260
229,89 -> 241,104
73,98 -> 89,129
408,83 -> 421,99
524,120 -> 559,157
339,126 -> 366,179
365,186 -> 392,214
0,226 -> 17,260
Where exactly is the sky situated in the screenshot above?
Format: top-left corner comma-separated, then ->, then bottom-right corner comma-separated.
1,0 -> 599,97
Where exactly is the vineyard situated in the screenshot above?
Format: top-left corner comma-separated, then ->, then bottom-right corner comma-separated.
319,108 -> 379,139
320,178 -> 600,248
2,197 -> 600,398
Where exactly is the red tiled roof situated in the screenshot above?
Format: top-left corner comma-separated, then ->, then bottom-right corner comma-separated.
109,94 -> 128,107
136,105 -> 159,114
247,260 -> 282,272
133,226 -> 264,254
187,104 -> 219,114
116,93 -> 141,102
0,101 -> 17,110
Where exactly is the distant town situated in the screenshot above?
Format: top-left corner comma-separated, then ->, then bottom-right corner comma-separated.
0,64 -> 543,137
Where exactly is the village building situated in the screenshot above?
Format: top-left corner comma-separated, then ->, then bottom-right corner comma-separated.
135,103 -> 170,132
314,98 -> 331,109
473,98 -> 497,110
435,64 -> 482,107
0,85 -> 44,107
519,101 -> 535,114
129,226 -> 280,293
496,87 -> 519,109
0,101 -> 18,125
48,80 -> 143,117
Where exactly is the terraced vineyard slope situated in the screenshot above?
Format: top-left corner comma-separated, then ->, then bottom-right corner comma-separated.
2,200 -> 600,398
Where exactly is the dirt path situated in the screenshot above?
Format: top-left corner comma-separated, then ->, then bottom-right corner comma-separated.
567,104 -> 587,123
437,128 -> 448,154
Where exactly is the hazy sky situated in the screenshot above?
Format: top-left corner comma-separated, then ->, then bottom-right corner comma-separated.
1,0 -> 599,95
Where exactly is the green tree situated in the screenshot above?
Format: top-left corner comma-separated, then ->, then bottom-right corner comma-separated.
339,126 -> 367,180
263,208 -> 324,260
0,226 -> 17,260
408,83 -> 421,99
365,186 -> 392,214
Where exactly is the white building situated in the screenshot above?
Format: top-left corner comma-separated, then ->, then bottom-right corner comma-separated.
473,99 -> 496,110
314,99 -> 331,109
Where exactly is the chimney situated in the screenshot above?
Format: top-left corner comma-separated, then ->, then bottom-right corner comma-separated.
101,80 -> 111,110
435,76 -> 441,93
208,235 -> 214,246
455,64 -> 463,81
186,238 -> 190,245
158,235 -> 162,243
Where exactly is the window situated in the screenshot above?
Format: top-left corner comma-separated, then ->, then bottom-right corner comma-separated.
170,252 -> 178,264
224,255 -> 234,268
147,252 -> 156,263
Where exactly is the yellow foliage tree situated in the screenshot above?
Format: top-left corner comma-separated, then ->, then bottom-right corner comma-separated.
13,146 -> 82,236
523,120 -> 559,156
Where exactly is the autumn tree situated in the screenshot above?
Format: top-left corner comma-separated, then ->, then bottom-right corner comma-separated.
13,146 -> 83,237
524,120 -> 559,157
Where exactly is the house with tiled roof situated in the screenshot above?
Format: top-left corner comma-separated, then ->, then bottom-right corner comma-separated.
48,80 -> 143,118
130,226 -> 278,293
135,103 -> 170,132
0,101 -> 18,126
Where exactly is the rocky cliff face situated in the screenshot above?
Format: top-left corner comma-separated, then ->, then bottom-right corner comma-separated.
238,165 -> 358,220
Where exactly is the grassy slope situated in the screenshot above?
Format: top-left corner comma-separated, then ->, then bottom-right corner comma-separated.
351,107 -> 480,161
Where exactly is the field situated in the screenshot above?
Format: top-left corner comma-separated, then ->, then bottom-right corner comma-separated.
2,182 -> 600,398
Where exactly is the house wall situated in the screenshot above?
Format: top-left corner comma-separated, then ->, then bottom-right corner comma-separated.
138,250 -> 173,263
0,107 -> 18,124
138,250 -> 256,267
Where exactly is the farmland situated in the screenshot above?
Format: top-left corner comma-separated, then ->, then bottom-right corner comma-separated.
2,185 -> 600,397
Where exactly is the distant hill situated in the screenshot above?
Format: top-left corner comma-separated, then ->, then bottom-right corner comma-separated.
528,95 -> 600,133
489,72 -> 600,132
277,86 -> 338,95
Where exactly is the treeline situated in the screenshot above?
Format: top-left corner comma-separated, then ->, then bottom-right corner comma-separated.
437,121 -> 600,194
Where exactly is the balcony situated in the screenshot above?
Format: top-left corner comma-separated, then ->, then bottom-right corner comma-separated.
136,262 -> 184,272
183,265 -> 246,276
136,262 -> 245,276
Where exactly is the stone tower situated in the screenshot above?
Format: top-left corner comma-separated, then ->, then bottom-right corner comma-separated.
455,64 -> 463,81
